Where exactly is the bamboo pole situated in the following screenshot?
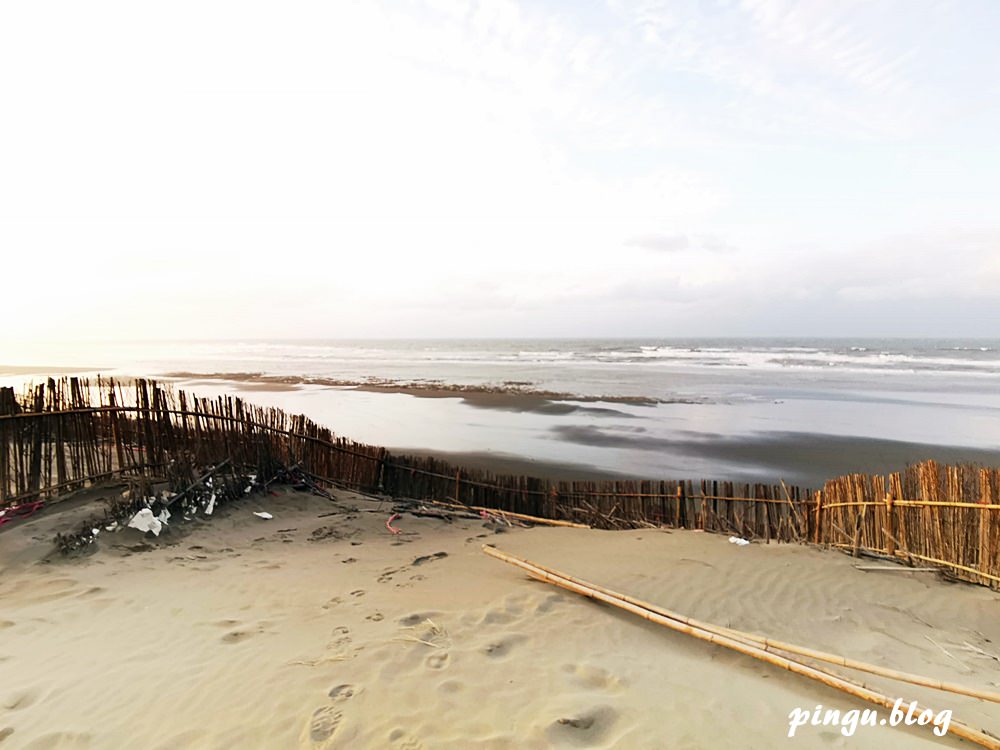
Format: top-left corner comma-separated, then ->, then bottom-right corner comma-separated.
482,546 -> 1000,749
427,499 -> 589,529
825,543 -> 1000,586
486,547 -> 1000,704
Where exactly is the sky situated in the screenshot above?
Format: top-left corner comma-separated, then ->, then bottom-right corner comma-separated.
2,0 -> 999,341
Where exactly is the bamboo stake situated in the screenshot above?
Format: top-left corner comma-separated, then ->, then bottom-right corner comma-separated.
483,546 -> 1000,748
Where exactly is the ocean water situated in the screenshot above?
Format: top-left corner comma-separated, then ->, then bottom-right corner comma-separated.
4,338 -> 1000,487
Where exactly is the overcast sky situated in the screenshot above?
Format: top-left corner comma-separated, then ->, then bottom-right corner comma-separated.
2,0 -> 999,341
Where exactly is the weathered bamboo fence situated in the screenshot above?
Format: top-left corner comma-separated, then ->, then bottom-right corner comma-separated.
1,377 -> 998,589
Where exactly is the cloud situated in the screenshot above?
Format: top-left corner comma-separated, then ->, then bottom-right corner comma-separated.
627,233 -> 690,252
0,0 -> 998,340
626,233 -> 734,254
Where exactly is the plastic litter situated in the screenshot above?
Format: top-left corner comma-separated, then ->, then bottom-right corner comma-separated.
728,536 -> 750,546
253,511 -> 273,520
128,508 -> 163,536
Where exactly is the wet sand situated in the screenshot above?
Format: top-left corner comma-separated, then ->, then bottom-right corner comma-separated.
391,435 -> 1000,490
389,449 -> 632,481
1,488 -> 998,748
546,427 -> 1000,488
161,372 -> 664,408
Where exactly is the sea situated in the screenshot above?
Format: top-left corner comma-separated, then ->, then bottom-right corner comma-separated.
4,338 -> 1000,488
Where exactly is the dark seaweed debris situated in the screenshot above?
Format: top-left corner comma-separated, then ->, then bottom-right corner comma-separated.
52,463 -> 321,554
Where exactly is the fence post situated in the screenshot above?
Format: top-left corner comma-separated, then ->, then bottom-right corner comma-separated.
885,492 -> 895,556
980,468 -> 992,586
812,490 -> 823,544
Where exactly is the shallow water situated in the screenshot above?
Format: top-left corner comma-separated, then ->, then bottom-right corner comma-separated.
4,338 -> 1000,487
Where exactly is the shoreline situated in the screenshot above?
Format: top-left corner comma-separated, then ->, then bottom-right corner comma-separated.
387,448 -> 635,482
161,371 -> 669,408
387,435 -> 1000,490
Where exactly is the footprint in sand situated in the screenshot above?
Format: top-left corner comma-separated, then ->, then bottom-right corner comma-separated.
350,589 -> 366,598
327,684 -> 359,701
398,612 -> 440,627
481,635 -> 525,659
329,626 -> 352,649
322,597 -> 343,610
535,593 -> 563,614
309,706 -> 343,743
341,558 -> 357,564
562,664 -> 625,693
481,609 -> 518,625
377,568 -> 400,584
3,689 -> 40,711
365,612 -> 384,622
388,729 -> 425,749
547,706 -> 619,747
0,727 -> 13,743
411,552 -> 448,566
426,652 -> 449,670
221,630 -> 254,644
0,620 -> 14,630
438,679 -> 463,693
219,620 -> 269,644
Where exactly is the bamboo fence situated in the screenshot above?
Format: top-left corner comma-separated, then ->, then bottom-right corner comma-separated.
1,377 -> 998,589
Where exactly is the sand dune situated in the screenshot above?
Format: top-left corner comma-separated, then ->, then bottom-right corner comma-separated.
1,488 -> 998,748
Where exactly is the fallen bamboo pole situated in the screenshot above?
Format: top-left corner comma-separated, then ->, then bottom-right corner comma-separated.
827,543 -> 1000,586
482,545 -> 1000,749
486,547 -> 1000,704
428,499 -> 590,528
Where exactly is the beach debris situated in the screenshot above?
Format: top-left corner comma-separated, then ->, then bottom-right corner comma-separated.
253,511 -> 274,520
51,460 -> 297,554
395,618 -> 449,649
925,636 -> 973,672
483,546 -> 1000,748
728,536 -> 750,546
0,500 -> 45,528
962,642 -> 1000,663
128,508 -> 165,537
386,513 -> 402,535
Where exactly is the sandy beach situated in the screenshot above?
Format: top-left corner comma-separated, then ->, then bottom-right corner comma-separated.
2,486 -> 998,749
